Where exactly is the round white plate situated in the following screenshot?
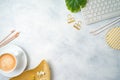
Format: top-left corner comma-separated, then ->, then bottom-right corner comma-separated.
0,44 -> 27,77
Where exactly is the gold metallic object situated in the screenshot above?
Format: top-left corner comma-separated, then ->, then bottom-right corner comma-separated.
73,21 -> 81,30
67,14 -> 75,23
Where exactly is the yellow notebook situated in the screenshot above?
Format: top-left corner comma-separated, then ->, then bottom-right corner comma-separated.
10,60 -> 50,80
106,27 -> 120,50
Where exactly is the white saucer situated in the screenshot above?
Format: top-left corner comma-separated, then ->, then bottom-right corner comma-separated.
0,44 -> 27,77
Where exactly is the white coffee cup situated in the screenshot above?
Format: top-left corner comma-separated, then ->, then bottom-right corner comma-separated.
0,50 -> 21,73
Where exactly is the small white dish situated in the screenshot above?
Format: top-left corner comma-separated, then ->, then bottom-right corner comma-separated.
0,44 -> 27,77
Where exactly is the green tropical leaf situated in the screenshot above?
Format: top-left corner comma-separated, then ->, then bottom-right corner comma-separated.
65,0 -> 87,13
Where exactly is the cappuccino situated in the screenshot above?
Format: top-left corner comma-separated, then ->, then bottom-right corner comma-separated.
0,53 -> 16,72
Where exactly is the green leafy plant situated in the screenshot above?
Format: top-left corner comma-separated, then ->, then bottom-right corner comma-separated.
65,0 -> 87,13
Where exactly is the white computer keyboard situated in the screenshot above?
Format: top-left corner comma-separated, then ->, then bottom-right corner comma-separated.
81,0 -> 120,24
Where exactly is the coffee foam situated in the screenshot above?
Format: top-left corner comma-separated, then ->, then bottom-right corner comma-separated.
0,53 -> 16,72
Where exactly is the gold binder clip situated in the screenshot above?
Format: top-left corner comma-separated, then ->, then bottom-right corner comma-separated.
67,14 -> 75,23
73,21 -> 81,30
